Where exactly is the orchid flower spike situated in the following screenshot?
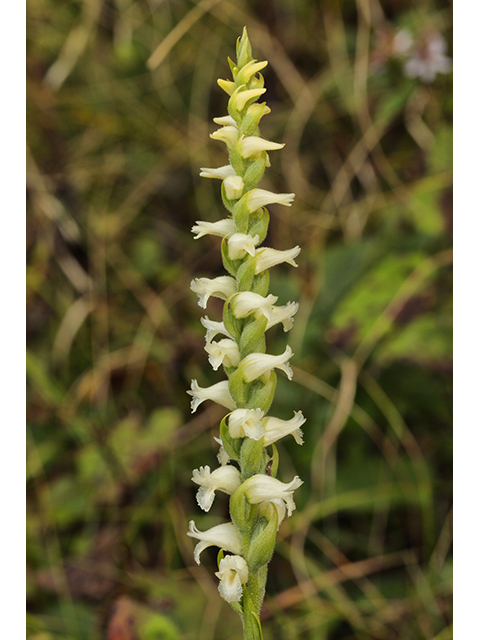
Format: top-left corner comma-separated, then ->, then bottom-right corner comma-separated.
186,28 -> 305,635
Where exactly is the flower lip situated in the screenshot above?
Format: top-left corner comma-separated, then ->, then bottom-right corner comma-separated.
192,465 -> 242,512
215,555 -> 249,602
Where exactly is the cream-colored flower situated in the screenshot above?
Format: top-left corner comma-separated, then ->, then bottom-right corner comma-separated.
254,246 -> 301,273
228,408 -> 265,440
238,136 -> 284,158
191,218 -> 236,239
227,233 -> 259,260
245,188 -> 295,212
242,474 -> 303,517
187,521 -> 242,565
229,87 -> 266,111
190,276 -> 236,308
231,292 -> 278,321
187,379 -> 236,413
200,316 -> 233,343
263,411 -> 306,446
237,346 -> 294,382
199,164 -> 236,180
210,126 -> 239,148
205,338 -> 240,370
266,301 -> 299,332
215,555 -> 249,603
192,465 -> 242,512
223,175 -> 244,200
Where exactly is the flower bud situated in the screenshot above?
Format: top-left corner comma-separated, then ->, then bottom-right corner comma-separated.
229,86 -> 266,112
223,175 -> 244,200
246,509 -> 278,571
235,60 -> 268,86
217,78 -> 236,95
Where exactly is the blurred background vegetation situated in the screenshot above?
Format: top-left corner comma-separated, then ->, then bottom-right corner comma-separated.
26,0 -> 452,638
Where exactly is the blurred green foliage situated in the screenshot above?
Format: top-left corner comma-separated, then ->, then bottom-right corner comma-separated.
27,0 -> 452,638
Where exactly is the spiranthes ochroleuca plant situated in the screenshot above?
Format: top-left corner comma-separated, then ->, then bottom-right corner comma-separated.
187,28 -> 305,640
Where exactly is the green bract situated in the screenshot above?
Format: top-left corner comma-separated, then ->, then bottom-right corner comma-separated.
187,27 -> 305,640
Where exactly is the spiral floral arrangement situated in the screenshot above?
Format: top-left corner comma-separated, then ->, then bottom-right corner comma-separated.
187,27 -> 305,640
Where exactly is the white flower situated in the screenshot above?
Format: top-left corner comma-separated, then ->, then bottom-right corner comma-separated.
231,292 -> 278,321
238,346 -> 294,382
235,59 -> 268,85
187,521 -> 242,565
192,465 -> 242,512
404,32 -> 452,83
227,233 -> 259,260
254,246 -> 301,273
200,316 -> 233,343
242,474 -> 303,517
245,188 -> 295,212
213,115 -> 237,127
215,555 -> 249,603
230,87 -> 266,111
210,126 -> 239,148
199,164 -> 236,180
205,338 -> 240,370
190,276 -> 236,308
263,411 -> 306,446
214,436 -> 230,465
223,175 -> 244,200
191,218 -> 237,239
228,408 -> 265,440
187,379 -> 236,413
266,301 -> 299,332
238,136 -> 285,158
